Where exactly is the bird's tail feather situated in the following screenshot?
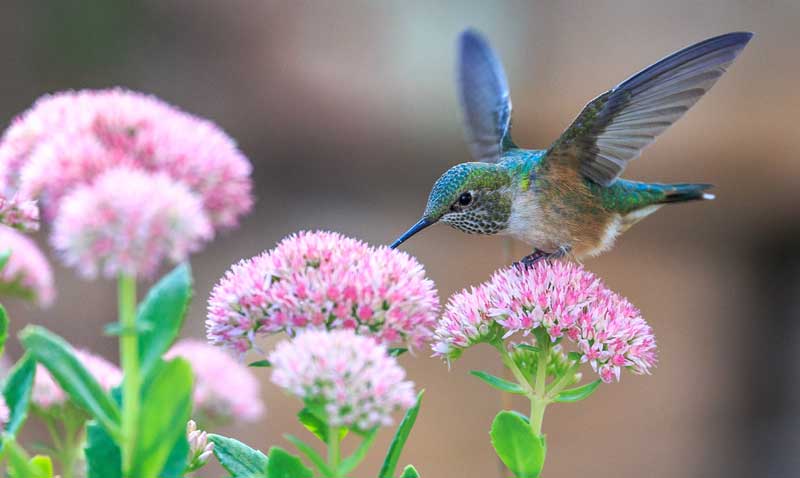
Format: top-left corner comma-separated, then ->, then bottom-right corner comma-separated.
657,183 -> 715,203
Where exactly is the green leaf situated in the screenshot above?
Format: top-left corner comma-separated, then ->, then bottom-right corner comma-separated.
130,358 -> 193,478
160,434 -> 189,478
28,455 -> 54,478
490,411 -> 545,478
3,436 -> 52,478
137,263 -> 193,376
387,347 -> 407,357
515,344 -> 540,353
469,370 -> 526,394
2,355 -> 35,439
339,428 -> 378,475
297,408 -> 347,443
379,390 -> 424,478
208,434 -> 268,477
19,326 -> 121,439
554,379 -> 601,403
85,421 -> 121,478
0,304 -> 8,358
0,249 -> 11,272
400,464 -> 421,478
248,359 -> 271,367
284,435 -> 333,477
266,447 -> 312,478
567,351 -> 581,362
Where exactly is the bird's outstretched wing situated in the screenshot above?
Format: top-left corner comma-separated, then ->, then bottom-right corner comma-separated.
457,29 -> 515,164
546,32 -> 753,186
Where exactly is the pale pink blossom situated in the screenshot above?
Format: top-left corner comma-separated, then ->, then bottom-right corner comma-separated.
0,224 -> 54,306
269,330 -> 416,429
0,194 -> 39,232
0,396 -> 8,431
32,349 -> 121,410
51,167 -> 212,279
206,231 -> 439,354
0,89 -> 252,229
187,420 -> 214,469
434,261 -> 657,383
166,339 -> 264,423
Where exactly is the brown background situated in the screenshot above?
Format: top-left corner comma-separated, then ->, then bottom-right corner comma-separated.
3,1 -> 800,477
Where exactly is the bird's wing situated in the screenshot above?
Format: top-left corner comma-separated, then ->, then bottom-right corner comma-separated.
457,29 -> 515,164
545,32 -> 752,186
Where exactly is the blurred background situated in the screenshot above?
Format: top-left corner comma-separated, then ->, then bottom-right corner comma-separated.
1,1 -> 799,476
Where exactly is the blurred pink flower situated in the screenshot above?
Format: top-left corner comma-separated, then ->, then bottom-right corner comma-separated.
0,395 -> 8,431
206,231 -> 439,354
434,261 -> 657,383
269,330 -> 415,429
0,89 -> 252,229
32,349 -> 121,410
0,194 -> 39,232
166,339 -> 264,423
51,167 -> 212,279
0,224 -> 54,306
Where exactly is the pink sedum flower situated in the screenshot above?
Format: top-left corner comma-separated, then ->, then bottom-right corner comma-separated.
0,194 -> 39,232
206,231 -> 439,354
32,349 -> 122,410
0,89 -> 252,229
51,167 -> 212,279
269,330 -> 416,429
434,261 -> 657,383
0,224 -> 54,306
165,339 -> 264,423
0,395 -> 8,431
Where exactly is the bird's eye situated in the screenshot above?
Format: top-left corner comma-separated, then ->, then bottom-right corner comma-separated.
458,192 -> 473,206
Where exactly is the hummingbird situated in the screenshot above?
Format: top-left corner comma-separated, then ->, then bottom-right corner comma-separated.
390,29 -> 752,265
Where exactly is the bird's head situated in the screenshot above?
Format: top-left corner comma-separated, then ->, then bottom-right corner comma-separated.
390,162 -> 513,249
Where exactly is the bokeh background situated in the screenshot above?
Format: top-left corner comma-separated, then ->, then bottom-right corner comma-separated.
2,1 -> 799,477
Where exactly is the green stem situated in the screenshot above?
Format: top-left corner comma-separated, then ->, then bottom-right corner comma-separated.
545,364 -> 580,400
528,340 -> 549,437
328,426 -> 342,478
118,275 -> 138,477
496,344 -> 534,396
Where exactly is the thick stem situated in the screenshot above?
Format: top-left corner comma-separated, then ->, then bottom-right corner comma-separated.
328,426 -> 342,477
496,344 -> 534,396
118,275 -> 138,477
528,340 -> 549,436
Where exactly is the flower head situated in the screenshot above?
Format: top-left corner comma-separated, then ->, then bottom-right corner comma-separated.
0,224 -> 54,306
165,339 -> 264,423
0,194 -> 39,232
434,261 -> 657,382
32,349 -> 121,410
0,89 -> 252,229
0,395 -> 8,432
207,231 -> 439,354
187,420 -> 214,470
269,330 -> 416,429
51,167 -> 212,279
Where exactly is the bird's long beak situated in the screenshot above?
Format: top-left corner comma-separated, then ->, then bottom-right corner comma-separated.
390,218 -> 433,249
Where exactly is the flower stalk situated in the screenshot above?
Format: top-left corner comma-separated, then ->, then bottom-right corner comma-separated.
328,426 -> 342,477
118,274 -> 138,476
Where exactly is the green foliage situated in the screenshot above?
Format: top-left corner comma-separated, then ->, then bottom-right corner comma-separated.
0,304 -> 8,357
490,411 -> 545,478
208,434 -> 268,477
387,347 -> 407,357
339,428 -> 378,476
554,379 -> 601,403
266,447 -> 312,478
379,390 -> 424,478
2,355 -> 35,440
400,464 -> 421,478
284,435 -> 332,477
3,436 -> 53,478
248,359 -> 271,367
470,370 -> 526,394
19,326 -> 121,439
27,455 -> 54,478
297,408 -> 347,443
130,358 -> 193,478
0,249 -> 11,272
159,434 -> 189,478
85,422 -> 121,478
136,263 -> 192,377
514,344 -> 540,353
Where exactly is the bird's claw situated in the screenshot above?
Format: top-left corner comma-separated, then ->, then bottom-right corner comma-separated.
514,246 -> 571,269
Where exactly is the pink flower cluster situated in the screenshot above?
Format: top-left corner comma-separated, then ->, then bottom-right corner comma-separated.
0,395 -> 8,431
0,224 -> 54,307
32,349 -> 121,410
207,231 -> 439,354
434,261 -> 657,383
269,330 -> 416,429
0,194 -> 39,232
51,168 -> 212,279
165,339 -> 264,423
0,88 -> 253,279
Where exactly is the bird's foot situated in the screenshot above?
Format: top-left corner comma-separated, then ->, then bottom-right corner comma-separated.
514,246 -> 571,269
